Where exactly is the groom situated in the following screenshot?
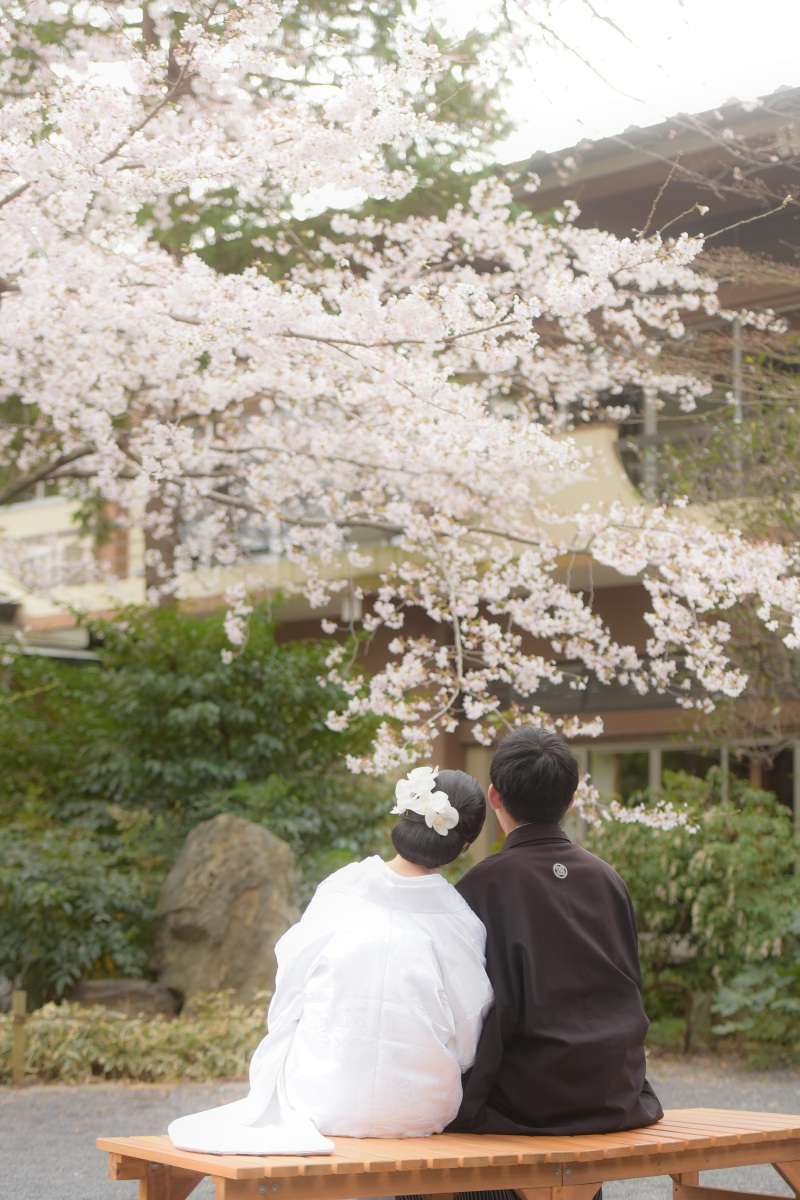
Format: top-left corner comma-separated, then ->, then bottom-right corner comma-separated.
447,726 -> 662,1195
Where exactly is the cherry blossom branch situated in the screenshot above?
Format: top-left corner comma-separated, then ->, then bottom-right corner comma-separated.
440,553 -> 465,687
205,489 -> 403,535
168,315 -> 519,348
4,5 -> 796,775
98,67 -> 195,168
0,180 -> 29,210
164,317 -> 433,349
0,0 -> 216,213
278,319 -> 520,349
463,524 -> 552,549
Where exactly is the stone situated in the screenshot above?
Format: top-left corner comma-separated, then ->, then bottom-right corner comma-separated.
150,814 -> 298,1004
69,979 -> 181,1018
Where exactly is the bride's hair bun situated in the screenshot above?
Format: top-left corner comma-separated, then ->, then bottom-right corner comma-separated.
391,769 -> 487,868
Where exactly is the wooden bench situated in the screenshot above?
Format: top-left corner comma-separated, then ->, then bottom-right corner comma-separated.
98,1109 -> 800,1200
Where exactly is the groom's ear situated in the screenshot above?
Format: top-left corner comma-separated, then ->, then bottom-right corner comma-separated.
487,783 -> 503,812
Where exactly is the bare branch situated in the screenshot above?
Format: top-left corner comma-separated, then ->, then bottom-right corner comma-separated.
637,158 -> 681,239
704,196 -> 793,243
0,446 -> 95,506
655,202 -> 713,238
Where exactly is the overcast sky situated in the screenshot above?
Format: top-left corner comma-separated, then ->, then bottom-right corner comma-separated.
437,0 -> 800,157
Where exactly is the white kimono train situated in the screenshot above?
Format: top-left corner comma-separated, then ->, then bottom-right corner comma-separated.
168,856 -> 494,1155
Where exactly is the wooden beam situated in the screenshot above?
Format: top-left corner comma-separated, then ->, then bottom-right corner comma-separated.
133,1163 -> 204,1200
109,1154 -> 147,1181
169,1168 -> 205,1200
562,1142 -> 800,1186
668,1186 -> 790,1200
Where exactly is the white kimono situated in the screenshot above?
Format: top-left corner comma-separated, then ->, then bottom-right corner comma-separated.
168,856 -> 494,1155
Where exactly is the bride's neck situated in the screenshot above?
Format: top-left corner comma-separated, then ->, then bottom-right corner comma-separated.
386,854 -> 437,877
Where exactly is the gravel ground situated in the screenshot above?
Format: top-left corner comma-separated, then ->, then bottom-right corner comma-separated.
2,1056 -> 799,1200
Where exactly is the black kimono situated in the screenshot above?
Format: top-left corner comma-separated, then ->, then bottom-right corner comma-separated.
449,822 -> 663,1136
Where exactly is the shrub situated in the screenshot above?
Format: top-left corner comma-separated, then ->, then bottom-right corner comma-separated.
584,770 -> 800,1048
0,991 -> 267,1083
713,910 -> 800,1051
0,817 -> 155,1007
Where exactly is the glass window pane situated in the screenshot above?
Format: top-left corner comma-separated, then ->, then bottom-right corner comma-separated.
662,748 -> 720,779
589,750 -> 649,802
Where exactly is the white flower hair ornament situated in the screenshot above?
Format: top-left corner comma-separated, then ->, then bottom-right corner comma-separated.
391,765 -> 459,836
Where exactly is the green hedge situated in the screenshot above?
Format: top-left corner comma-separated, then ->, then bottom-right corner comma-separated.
0,992 -> 267,1083
585,770 -> 800,1053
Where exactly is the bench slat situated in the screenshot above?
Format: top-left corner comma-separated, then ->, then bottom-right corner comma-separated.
97,1137 -> 314,1180
671,1111 -> 800,1132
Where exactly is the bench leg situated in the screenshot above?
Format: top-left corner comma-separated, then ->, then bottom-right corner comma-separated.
672,1172 -> 700,1200
135,1164 -> 204,1200
774,1161 -> 800,1198
108,1157 -> 203,1200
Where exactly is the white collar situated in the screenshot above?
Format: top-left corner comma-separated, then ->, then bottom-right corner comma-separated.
322,856 -> 468,915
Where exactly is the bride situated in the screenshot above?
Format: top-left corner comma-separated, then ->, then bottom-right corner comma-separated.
168,766 -> 494,1155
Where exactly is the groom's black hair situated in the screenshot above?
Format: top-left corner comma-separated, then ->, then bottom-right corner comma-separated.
490,726 -> 578,824
391,769 -> 486,869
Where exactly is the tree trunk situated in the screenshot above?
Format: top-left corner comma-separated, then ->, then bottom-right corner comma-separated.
685,990 -> 714,1052
144,491 -> 179,608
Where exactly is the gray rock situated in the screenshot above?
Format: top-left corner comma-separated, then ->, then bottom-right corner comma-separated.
68,980 -> 181,1018
150,814 -> 298,1004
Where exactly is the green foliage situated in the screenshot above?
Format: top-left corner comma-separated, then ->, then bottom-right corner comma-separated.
585,770 -> 800,1047
661,379 -> 800,531
75,605 -> 377,817
0,992 -> 267,1083
0,817 -> 153,1007
713,910 -> 800,1051
0,656 -> 115,817
0,605 -> 384,999
0,604 -> 378,822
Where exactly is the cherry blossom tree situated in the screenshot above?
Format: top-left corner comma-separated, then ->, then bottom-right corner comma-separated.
1,0 -> 799,774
